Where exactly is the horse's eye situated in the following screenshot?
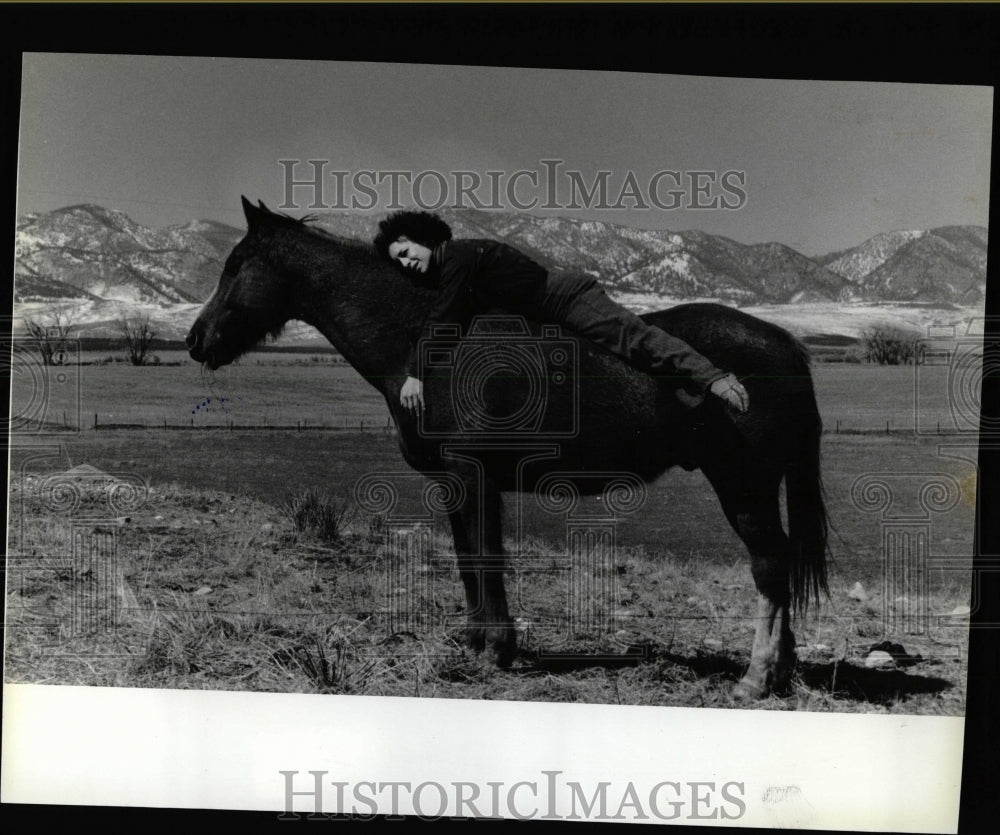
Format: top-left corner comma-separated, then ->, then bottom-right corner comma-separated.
224,255 -> 243,275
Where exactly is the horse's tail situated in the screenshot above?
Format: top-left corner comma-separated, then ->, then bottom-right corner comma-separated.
785,353 -> 830,616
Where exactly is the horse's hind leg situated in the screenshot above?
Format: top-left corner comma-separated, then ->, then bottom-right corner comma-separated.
447,474 -> 516,667
704,471 -> 796,698
739,517 -> 797,700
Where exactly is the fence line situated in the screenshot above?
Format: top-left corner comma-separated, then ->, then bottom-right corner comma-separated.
827,417 -> 960,435
21,414 -> 968,436
67,414 -> 398,433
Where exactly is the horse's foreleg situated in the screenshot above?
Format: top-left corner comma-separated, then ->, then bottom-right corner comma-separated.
447,477 -> 515,667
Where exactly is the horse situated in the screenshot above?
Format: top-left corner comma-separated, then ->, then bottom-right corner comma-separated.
187,197 -> 828,699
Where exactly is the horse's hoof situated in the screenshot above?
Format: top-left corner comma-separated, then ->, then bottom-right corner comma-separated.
464,626 -> 515,667
491,643 -> 516,668
480,645 -> 514,669
464,628 -> 486,653
733,676 -> 769,701
485,626 -> 517,668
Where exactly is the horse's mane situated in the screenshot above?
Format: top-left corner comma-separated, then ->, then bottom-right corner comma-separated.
255,201 -> 374,251
252,201 -> 419,324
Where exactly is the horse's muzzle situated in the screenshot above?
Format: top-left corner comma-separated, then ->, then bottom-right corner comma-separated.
186,325 -> 209,364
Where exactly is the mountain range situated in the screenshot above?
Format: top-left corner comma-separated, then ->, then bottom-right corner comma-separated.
12,204 -> 988,340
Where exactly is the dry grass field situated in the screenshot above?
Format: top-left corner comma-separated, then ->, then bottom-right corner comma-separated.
5,357 -> 977,712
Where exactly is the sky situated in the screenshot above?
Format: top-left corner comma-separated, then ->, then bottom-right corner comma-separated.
15,53 -> 994,256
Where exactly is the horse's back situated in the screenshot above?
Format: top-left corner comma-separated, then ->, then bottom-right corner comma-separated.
642,303 -> 810,378
407,303 -> 816,484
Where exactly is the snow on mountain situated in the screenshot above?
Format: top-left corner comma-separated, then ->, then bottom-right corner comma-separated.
819,230 -> 926,282
12,203 -> 989,345
861,233 -> 986,303
15,204 -> 244,306
815,226 -> 988,303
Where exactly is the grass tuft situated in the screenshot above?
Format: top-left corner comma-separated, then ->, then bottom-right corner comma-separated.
279,489 -> 354,544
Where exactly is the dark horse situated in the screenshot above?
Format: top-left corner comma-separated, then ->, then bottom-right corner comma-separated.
187,198 -> 828,698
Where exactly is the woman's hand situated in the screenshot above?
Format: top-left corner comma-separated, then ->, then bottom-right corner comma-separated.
710,373 -> 750,414
401,376 -> 425,415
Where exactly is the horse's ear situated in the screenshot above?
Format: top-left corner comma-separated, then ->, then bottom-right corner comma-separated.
242,195 -> 269,233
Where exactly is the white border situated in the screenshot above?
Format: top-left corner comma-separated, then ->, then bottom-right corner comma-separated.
1,683 -> 964,830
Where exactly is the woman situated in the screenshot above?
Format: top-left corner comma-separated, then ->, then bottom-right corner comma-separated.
373,211 -> 749,417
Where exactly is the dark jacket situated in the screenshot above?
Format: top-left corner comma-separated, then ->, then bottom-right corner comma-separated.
403,239 -> 726,401
405,239 -> 548,378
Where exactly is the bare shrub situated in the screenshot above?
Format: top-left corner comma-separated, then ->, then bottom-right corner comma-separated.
118,312 -> 156,366
860,324 -> 925,365
23,307 -> 75,366
279,489 -> 354,544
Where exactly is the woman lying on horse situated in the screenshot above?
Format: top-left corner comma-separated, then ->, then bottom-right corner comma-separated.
373,210 -> 750,418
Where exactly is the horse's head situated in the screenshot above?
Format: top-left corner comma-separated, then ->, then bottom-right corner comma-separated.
187,197 -> 297,369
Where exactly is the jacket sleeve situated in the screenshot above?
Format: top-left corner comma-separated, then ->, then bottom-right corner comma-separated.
405,251 -> 477,379
663,336 -> 730,392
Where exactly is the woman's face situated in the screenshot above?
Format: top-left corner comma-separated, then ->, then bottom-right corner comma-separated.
388,236 -> 432,275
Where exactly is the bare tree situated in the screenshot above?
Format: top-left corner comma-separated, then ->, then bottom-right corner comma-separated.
860,324 -> 925,365
22,307 -> 75,366
118,312 -> 156,366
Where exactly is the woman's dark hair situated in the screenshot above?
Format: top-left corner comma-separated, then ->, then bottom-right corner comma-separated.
373,211 -> 453,258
